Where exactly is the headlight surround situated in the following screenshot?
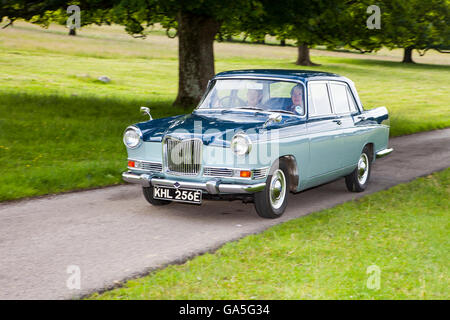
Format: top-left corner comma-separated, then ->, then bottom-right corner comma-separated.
123,126 -> 142,149
231,133 -> 252,156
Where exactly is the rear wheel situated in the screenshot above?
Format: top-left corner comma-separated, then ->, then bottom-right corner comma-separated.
142,186 -> 172,206
254,160 -> 290,219
345,146 -> 372,192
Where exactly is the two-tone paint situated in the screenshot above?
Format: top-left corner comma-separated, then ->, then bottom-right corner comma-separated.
124,70 -> 390,194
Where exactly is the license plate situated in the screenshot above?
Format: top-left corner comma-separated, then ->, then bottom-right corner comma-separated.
153,186 -> 202,204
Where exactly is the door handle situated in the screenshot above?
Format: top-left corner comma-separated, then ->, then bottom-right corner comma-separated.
333,119 -> 342,125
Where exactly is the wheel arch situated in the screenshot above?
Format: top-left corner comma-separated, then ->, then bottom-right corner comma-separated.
363,142 -> 375,163
278,155 -> 299,192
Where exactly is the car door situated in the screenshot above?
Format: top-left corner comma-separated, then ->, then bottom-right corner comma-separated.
306,81 -> 343,178
328,81 -> 359,168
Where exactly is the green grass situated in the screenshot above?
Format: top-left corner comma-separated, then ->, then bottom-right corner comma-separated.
89,169 -> 450,300
0,93 -> 186,201
0,22 -> 449,201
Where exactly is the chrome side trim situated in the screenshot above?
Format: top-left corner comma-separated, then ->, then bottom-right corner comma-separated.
376,148 -> 394,158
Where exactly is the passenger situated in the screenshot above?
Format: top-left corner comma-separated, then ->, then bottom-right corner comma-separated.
287,85 -> 305,115
247,88 -> 264,108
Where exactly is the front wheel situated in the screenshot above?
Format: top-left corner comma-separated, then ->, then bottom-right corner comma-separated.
142,186 -> 172,206
345,146 -> 372,192
254,161 -> 290,219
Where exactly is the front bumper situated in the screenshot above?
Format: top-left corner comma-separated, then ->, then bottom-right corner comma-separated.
122,171 -> 266,194
376,148 -> 394,158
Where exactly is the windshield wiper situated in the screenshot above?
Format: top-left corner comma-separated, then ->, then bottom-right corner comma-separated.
270,109 -> 295,115
235,106 -> 265,111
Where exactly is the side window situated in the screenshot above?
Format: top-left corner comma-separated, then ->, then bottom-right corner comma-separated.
330,83 -> 350,114
346,88 -> 358,112
308,82 -> 332,116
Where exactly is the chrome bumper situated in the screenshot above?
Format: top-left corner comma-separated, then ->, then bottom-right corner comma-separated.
376,148 -> 394,158
122,171 -> 266,194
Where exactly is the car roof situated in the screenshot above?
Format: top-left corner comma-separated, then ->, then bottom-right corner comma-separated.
213,69 -> 349,83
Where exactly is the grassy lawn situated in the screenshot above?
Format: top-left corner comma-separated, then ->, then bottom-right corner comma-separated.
0,22 -> 449,201
89,169 -> 450,300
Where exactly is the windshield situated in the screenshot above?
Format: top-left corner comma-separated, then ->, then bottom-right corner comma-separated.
198,79 -> 305,116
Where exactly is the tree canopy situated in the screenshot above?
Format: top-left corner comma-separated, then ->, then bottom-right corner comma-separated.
379,0 -> 450,63
1,0 -> 448,107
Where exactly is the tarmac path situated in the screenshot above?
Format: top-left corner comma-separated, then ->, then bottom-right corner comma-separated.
0,128 -> 449,299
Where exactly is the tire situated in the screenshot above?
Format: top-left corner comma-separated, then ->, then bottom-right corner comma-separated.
142,186 -> 172,206
254,160 -> 290,219
345,146 -> 372,192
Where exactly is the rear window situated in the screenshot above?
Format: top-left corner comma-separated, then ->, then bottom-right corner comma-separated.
347,88 -> 358,112
330,83 -> 350,114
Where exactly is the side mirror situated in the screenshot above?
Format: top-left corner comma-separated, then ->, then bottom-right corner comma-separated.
263,113 -> 282,128
140,106 -> 152,120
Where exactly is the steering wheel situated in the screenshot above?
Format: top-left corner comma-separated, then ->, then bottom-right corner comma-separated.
219,96 -> 246,108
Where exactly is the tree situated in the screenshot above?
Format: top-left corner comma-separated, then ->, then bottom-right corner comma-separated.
379,0 -> 450,63
331,0 -> 383,54
96,0 -> 270,107
262,0 -> 354,66
1,0 -> 115,35
1,0 -> 272,108
0,0 -> 57,28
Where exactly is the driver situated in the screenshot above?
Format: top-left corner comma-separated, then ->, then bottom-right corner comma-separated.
286,85 -> 305,115
247,88 -> 264,108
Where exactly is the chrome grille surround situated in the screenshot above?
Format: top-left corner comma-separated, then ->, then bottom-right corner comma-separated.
128,160 -> 162,172
203,167 -> 234,177
163,136 -> 202,176
252,167 -> 269,180
203,166 -> 270,180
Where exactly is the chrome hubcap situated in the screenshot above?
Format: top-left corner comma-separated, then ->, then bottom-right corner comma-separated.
357,153 -> 369,185
270,169 -> 286,210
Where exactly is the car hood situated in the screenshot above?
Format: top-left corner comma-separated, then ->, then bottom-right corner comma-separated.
135,109 -> 298,146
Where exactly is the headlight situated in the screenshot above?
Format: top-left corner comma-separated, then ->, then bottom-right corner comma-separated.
123,126 -> 142,149
231,133 -> 252,156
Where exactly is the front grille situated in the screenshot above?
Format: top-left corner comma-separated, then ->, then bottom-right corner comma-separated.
204,167 -> 234,177
164,137 -> 202,175
252,167 -> 269,179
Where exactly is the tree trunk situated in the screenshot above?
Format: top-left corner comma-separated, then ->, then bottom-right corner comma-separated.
174,12 -> 220,108
280,39 -> 286,46
69,27 -> 76,36
296,43 -> 320,66
402,46 -> 414,63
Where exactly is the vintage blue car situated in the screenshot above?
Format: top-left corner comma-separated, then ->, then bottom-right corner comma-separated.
122,70 -> 392,218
